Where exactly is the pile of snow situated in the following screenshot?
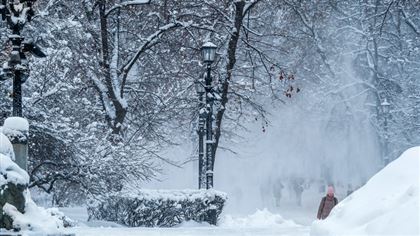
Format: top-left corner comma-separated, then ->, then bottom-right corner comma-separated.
220,209 -> 298,228
0,132 -> 15,160
0,153 -> 29,186
1,117 -> 29,142
3,117 -> 29,132
175,220 -> 212,228
311,147 -> 420,236
3,192 -> 73,233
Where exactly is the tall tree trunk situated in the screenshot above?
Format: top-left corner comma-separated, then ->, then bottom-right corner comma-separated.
212,1 -> 246,168
99,1 -> 127,135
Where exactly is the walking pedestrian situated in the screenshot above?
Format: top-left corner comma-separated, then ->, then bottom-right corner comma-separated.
317,185 -> 338,220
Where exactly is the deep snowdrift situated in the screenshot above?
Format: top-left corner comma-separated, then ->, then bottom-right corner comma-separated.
311,147 -> 420,236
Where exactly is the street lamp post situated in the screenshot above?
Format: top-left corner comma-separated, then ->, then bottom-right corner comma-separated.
195,78 -> 206,189
381,98 -> 391,166
201,42 -> 217,189
0,0 -> 45,173
0,0 -> 45,117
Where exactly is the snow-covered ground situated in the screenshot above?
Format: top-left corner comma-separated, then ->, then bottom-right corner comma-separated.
66,226 -> 309,236
59,207 -> 310,236
57,146 -> 419,235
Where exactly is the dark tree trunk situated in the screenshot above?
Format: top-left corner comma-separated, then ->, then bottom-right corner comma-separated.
212,1 -> 246,168
98,1 -> 127,135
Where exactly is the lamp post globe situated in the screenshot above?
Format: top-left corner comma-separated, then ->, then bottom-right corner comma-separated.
381,98 -> 391,115
201,42 -> 217,64
194,78 -> 205,96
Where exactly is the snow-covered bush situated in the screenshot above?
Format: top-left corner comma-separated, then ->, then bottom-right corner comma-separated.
87,189 -> 227,227
28,126 -> 82,205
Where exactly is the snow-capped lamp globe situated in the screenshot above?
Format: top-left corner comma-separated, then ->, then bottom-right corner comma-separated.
201,42 -> 217,65
194,78 -> 205,96
381,98 -> 391,114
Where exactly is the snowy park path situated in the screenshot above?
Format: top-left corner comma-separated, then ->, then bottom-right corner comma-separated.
60,207 -> 311,236
65,225 -> 310,236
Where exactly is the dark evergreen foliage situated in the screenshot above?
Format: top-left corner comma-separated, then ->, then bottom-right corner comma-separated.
87,190 -> 227,227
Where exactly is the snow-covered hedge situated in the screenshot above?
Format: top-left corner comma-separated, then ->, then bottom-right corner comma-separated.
87,189 -> 227,227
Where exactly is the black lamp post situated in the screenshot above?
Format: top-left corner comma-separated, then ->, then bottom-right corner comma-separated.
201,41 -> 217,189
0,0 -> 45,117
381,98 -> 391,166
195,78 -> 206,189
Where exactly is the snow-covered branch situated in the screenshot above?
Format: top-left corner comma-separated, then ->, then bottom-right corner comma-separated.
105,0 -> 151,17
120,21 -> 185,88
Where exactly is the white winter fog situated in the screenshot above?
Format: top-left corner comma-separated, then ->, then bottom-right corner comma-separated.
146,80 -> 382,218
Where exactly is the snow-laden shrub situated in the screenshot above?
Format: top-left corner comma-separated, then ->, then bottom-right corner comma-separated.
87,189 -> 227,227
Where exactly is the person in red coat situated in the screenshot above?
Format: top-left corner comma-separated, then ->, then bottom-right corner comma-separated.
317,185 -> 338,220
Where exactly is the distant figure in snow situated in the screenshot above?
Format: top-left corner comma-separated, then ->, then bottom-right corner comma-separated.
291,177 -> 304,206
317,186 -> 338,220
272,180 -> 284,207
